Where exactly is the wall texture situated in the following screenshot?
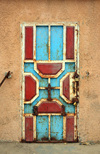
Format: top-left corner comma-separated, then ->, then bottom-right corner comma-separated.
0,0 -> 100,142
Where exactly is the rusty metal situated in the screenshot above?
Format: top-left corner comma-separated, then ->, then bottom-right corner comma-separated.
72,82 -> 75,94
72,97 -> 79,104
45,83 -> 64,102
45,84 -> 55,101
61,105 -> 66,116
41,137 -> 48,141
33,106 -> 38,115
72,71 -> 79,105
21,139 -> 78,143
0,71 -> 12,87
73,71 -> 79,93
72,71 -> 79,79
50,137 -> 57,141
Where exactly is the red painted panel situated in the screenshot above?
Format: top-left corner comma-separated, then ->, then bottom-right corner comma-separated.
38,101 -> 62,113
25,27 -> 33,60
66,27 -> 74,59
66,116 -> 74,142
25,76 -> 36,101
63,75 -> 70,100
37,63 -> 62,75
25,117 -> 33,142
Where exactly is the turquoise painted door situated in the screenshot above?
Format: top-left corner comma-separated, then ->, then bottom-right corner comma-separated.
22,23 -> 79,142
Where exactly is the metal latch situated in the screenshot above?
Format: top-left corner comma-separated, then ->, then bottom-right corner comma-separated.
72,71 -> 79,105
75,78 -> 79,82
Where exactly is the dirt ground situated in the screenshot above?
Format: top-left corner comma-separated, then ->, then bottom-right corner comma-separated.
0,142 -> 100,154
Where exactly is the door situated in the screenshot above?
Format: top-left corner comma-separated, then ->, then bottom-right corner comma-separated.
21,23 -> 79,142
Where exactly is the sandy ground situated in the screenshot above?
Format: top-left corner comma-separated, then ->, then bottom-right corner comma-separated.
0,142 -> 100,154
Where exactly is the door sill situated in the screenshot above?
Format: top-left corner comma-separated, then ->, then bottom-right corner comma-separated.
21,139 -> 78,143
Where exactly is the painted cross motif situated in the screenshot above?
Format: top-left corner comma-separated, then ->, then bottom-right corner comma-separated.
21,23 -> 79,143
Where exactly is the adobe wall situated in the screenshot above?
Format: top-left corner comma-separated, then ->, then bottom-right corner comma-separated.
0,0 -> 100,142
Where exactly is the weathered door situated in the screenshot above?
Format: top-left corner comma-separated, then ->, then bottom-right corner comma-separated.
21,23 -> 79,142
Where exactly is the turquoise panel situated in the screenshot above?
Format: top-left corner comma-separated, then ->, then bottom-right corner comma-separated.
24,89 -> 75,113
50,115 -> 63,140
51,89 -> 75,113
24,89 -> 48,113
50,62 -> 75,87
24,104 -> 32,114
50,26 -> 63,60
24,62 -> 75,114
36,116 -> 48,141
24,63 -> 48,87
36,26 -> 49,61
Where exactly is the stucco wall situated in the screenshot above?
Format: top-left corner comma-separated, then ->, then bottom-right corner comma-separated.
0,0 -> 100,142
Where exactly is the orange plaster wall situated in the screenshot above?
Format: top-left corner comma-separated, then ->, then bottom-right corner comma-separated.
0,0 -> 100,142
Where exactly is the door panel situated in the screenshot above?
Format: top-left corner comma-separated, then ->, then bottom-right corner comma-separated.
22,23 -> 79,142
25,27 -> 33,60
50,115 -> 63,140
50,26 -> 63,60
66,116 -> 74,142
36,116 -> 48,141
66,27 -> 74,59
25,117 -> 33,142
36,26 -> 49,61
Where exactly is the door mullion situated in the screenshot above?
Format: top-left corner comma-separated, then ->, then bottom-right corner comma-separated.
33,115 -> 36,141
49,25 -> 50,61
63,116 -> 66,140
48,78 -> 50,84
49,114 -> 51,140
63,25 -> 66,61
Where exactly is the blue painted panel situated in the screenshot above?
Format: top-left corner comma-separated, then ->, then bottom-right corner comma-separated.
36,116 -> 48,140
24,63 -> 48,87
36,26 -> 49,61
24,89 -> 75,113
51,115 -> 63,140
24,89 -> 48,113
50,26 -> 63,60
50,62 -> 75,87
24,62 -> 75,114
51,89 -> 75,113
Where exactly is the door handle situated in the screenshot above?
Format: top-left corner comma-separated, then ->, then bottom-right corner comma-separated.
0,71 -> 12,87
72,81 -> 75,94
